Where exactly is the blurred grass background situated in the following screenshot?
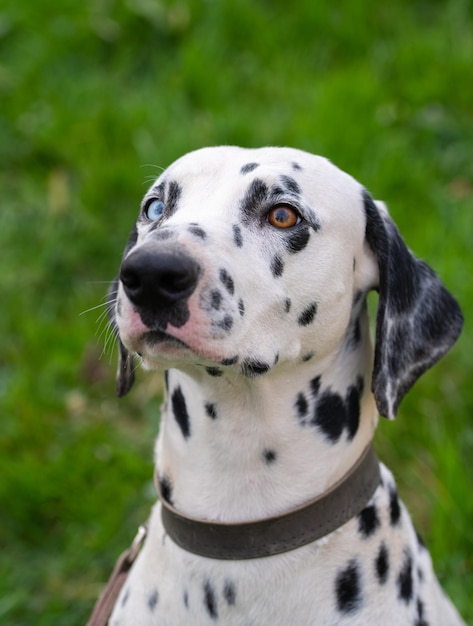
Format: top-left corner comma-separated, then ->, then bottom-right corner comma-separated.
0,0 -> 472,623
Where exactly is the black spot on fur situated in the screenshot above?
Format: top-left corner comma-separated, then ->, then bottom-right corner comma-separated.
271,255 -> 284,277
206,367 -> 223,377
238,299 -> 245,317
204,581 -> 218,620
375,542 -> 389,585
389,485 -> 402,526
335,560 -> 362,614
172,386 -> 191,439
218,315 -> 234,332
159,475 -> 173,504
310,376 -> 321,396
240,178 -> 268,221
167,180 -> 182,215
285,298 -> 291,313
183,590 -> 189,609
188,224 -> 207,239
291,162 -> 302,171
298,302 -> 317,326
397,550 -> 414,604
164,369 -> 169,391
301,352 -> 314,362
241,359 -> 271,377
358,504 -> 380,538
280,174 -> 301,195
311,377 -> 363,443
285,225 -> 312,253
151,226 -> 173,238
223,580 -> 236,606
205,402 -> 218,419
240,162 -> 260,175
210,289 -> 222,310
148,588 -> 159,611
295,392 -> 309,418
220,356 -> 239,366
220,268 -> 235,295
415,598 -> 429,626
232,224 -> 243,247
263,449 -> 277,464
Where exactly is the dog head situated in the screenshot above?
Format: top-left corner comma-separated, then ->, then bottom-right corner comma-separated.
108,146 -> 462,418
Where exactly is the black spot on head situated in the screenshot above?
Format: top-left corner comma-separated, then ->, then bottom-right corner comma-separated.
270,255 -> 284,278
218,315 -> 234,332
291,162 -> 302,171
220,356 -> 238,365
183,589 -> 189,609
280,174 -> 301,195
301,352 -> 314,362
148,588 -> 159,611
203,580 -> 218,620
375,542 -> 389,585
285,298 -> 291,313
397,550 -> 414,604
240,178 -> 268,221
223,580 -> 236,606
150,225 -> 173,238
238,298 -> 245,317
167,180 -> 182,215
358,504 -> 380,538
335,559 -> 362,614
210,289 -> 222,310
232,224 -> 243,247
263,449 -> 277,464
298,302 -> 317,326
172,386 -> 191,439
188,224 -> 207,239
295,392 -> 309,418
286,225 -> 312,253
205,402 -> 218,419
240,162 -> 260,175
206,367 -> 223,377
219,268 -> 235,295
389,485 -> 401,526
241,359 -> 271,377
159,474 -> 173,505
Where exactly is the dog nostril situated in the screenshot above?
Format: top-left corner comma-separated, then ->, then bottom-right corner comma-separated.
120,247 -> 200,309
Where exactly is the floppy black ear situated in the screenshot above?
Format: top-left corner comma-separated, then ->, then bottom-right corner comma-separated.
363,190 -> 463,419
107,277 -> 135,397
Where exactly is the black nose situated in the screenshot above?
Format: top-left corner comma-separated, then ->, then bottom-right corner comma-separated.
120,246 -> 201,311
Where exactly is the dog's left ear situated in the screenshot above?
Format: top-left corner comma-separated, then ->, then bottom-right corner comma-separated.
107,278 -> 135,397
363,191 -> 463,419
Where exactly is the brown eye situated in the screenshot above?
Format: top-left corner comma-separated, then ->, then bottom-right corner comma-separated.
267,205 -> 300,229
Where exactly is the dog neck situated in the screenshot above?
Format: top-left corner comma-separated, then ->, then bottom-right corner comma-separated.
154,307 -> 378,523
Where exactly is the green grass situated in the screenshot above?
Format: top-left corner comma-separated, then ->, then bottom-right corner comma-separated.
1,0 -> 472,623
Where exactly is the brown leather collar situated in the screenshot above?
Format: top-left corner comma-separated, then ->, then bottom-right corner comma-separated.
158,443 -> 380,560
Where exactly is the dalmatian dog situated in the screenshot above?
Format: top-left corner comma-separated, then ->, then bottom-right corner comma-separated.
106,146 -> 464,625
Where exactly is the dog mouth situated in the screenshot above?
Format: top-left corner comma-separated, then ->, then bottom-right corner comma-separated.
141,329 -> 191,351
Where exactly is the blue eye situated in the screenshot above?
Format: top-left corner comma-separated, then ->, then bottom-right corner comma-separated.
145,199 -> 165,221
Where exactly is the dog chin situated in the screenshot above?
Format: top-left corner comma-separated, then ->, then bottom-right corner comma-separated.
137,330 -> 225,369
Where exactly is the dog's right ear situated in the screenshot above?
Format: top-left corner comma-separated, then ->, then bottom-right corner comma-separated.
107,277 -> 135,397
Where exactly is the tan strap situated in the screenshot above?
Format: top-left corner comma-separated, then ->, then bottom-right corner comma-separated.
86,524 -> 147,626
159,444 -> 380,560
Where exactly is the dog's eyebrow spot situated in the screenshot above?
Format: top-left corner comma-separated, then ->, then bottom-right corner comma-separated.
280,174 -> 301,195
240,178 -> 269,220
240,162 -> 260,174
167,180 -> 182,215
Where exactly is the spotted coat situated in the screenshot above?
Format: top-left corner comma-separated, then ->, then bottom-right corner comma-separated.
107,146 -> 464,625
